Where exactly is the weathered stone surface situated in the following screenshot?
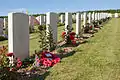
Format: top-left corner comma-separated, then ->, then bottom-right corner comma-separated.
88,13 -> 91,23
92,12 -> 95,21
65,12 -> 72,30
83,12 -> 87,27
46,12 -> 58,44
60,14 -> 65,24
8,12 -> 29,60
115,13 -> 118,18
0,18 -> 3,35
4,18 -> 8,28
76,13 -> 81,35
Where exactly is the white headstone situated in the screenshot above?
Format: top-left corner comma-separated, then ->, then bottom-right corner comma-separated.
92,12 -> 95,21
29,16 -> 34,31
0,18 -> 3,35
95,13 -> 98,21
83,12 -> 87,27
114,13 -> 118,18
88,13 -> 91,24
4,18 -> 8,28
97,13 -> 100,20
60,14 -> 65,23
108,13 -> 112,17
36,16 -> 40,25
81,13 -> 83,20
65,12 -> 72,31
46,12 -> 58,44
44,16 -> 46,23
40,15 -> 44,25
29,16 -> 34,26
76,13 -> 81,35
100,13 -> 104,19
8,12 -> 29,60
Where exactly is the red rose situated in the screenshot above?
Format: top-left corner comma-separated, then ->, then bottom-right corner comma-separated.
70,35 -> 75,40
70,32 -> 76,35
7,53 -> 14,57
90,26 -> 92,28
64,48 -> 68,52
61,32 -> 66,38
17,58 -> 22,68
10,68 -> 15,71
72,40 -> 76,45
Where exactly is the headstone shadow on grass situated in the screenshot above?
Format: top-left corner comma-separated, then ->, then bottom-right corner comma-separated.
39,71 -> 50,80
57,50 -> 76,59
79,40 -> 88,44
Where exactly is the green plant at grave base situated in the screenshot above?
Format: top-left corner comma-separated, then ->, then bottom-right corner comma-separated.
84,23 -> 90,33
65,25 -> 72,44
38,24 -> 56,52
72,19 -> 76,23
56,46 -> 64,53
0,46 -> 9,67
4,28 -> 8,35
61,25 -> 76,45
0,36 -> 7,41
0,46 -> 17,80
46,24 -> 56,51
0,67 -> 17,80
57,23 -> 65,27
29,26 -> 34,33
98,20 -> 102,25
38,25 -> 48,51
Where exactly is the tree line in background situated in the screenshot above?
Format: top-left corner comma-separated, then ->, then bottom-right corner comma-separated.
0,9 -> 120,18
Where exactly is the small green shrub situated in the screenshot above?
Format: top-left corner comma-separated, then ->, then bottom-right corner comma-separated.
29,26 -> 34,33
72,19 -> 76,23
0,36 -> 7,41
57,23 -> 65,27
4,28 -> 8,35
38,25 -> 47,51
56,47 -> 64,53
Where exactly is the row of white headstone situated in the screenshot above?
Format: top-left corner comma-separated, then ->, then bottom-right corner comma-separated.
114,13 -> 119,18
7,12 -> 111,60
1,12 -> 115,36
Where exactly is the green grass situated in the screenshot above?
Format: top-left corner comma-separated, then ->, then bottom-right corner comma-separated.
44,18 -> 120,80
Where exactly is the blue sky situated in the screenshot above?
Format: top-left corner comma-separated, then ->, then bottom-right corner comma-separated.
0,0 -> 119,16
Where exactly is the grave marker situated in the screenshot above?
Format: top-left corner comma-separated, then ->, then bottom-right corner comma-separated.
46,12 -> 58,44
83,12 -> 87,27
76,13 -> 81,35
88,13 -> 91,24
8,12 -> 29,60
60,14 -> 65,24
0,18 -> 3,35
65,12 -> 72,31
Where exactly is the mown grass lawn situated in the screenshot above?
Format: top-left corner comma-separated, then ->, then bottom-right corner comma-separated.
44,18 -> 120,80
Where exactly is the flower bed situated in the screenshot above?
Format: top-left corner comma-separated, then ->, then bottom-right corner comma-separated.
0,46 -> 61,80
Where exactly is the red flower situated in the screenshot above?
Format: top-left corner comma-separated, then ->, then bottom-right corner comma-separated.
70,35 -> 75,40
70,32 -> 76,35
90,26 -> 92,28
17,58 -> 22,68
64,48 -> 68,52
72,40 -> 76,45
42,58 -> 52,67
61,32 -> 66,38
10,68 -> 15,71
7,53 -> 13,57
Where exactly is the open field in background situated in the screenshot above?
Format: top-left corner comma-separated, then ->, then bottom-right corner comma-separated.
44,18 -> 120,80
